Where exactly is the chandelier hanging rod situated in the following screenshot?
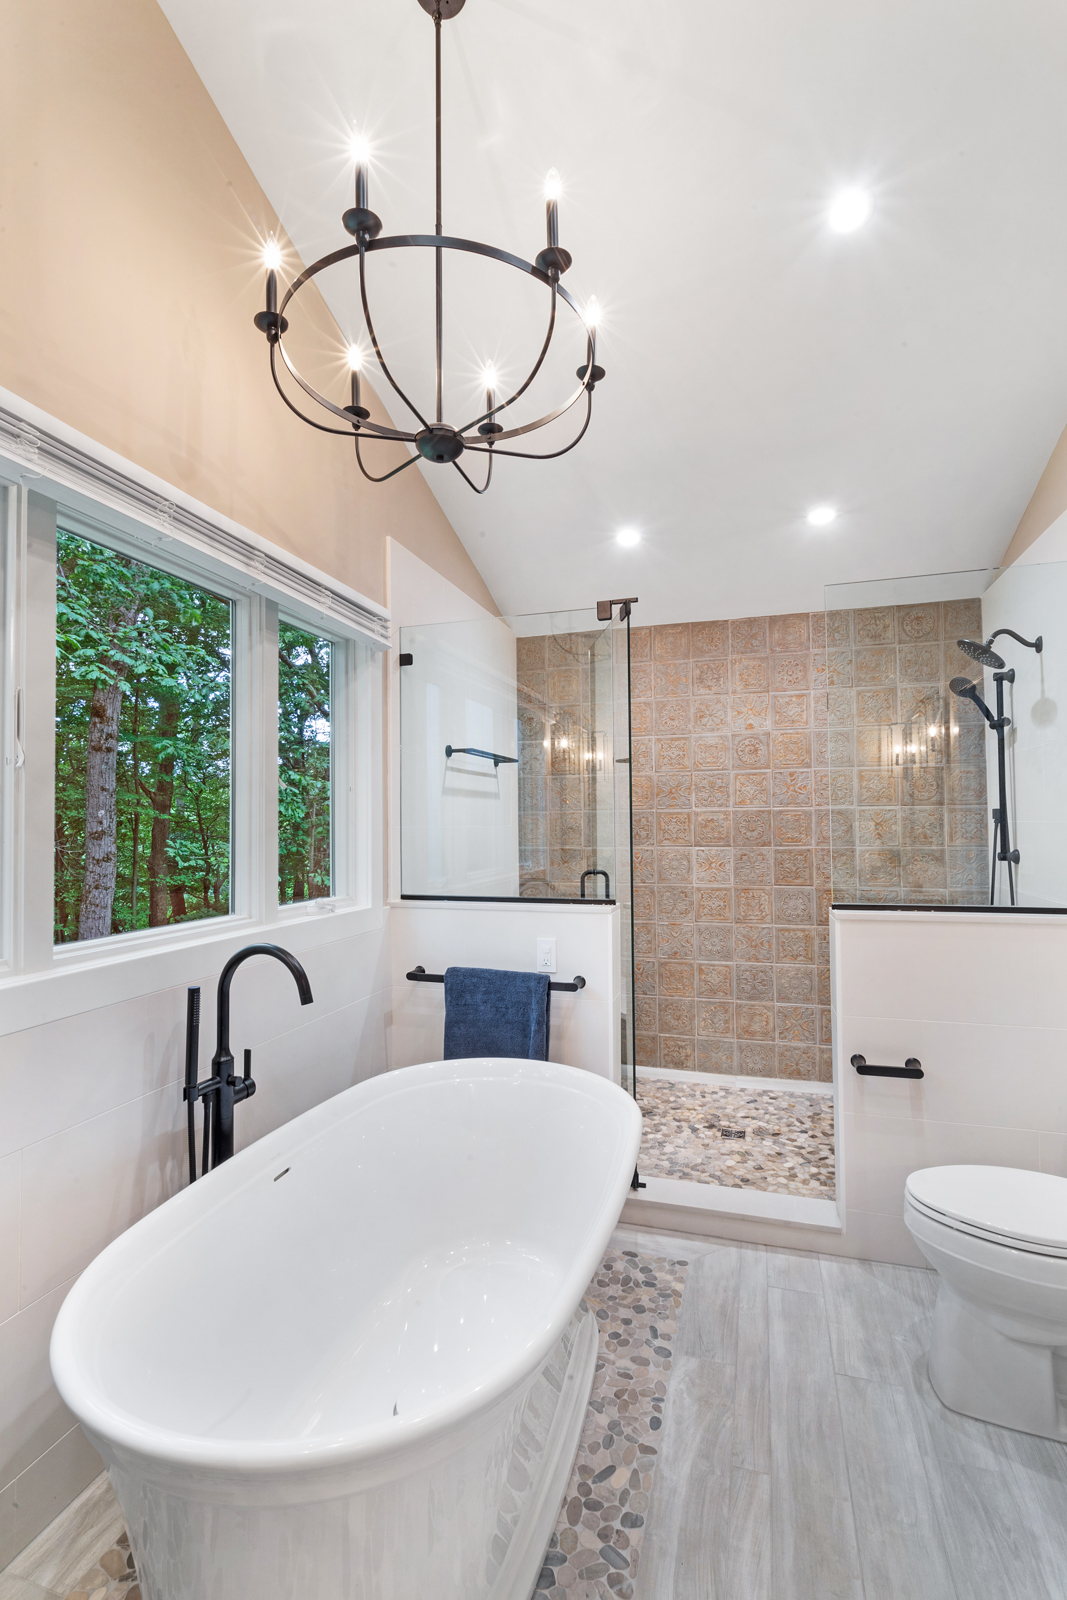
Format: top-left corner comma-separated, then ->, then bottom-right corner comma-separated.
253,0 -> 604,491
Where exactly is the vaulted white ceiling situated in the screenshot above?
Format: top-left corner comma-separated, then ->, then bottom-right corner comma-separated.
161,0 -> 1067,623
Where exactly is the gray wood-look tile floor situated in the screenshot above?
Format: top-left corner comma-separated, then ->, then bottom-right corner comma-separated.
616,1226 -> 1067,1600
8,1229 -> 1067,1600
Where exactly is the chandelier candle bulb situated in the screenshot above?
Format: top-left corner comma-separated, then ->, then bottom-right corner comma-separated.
545,169 -> 561,248
262,238 -> 281,315
352,134 -> 370,211
253,238 -> 289,342
345,344 -> 369,422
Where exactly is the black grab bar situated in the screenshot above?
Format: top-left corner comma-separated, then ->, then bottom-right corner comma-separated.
445,745 -> 518,768
580,868 -> 611,899
851,1053 -> 924,1080
407,965 -> 586,993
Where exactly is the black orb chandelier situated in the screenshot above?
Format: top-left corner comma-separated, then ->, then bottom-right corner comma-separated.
253,0 -> 604,494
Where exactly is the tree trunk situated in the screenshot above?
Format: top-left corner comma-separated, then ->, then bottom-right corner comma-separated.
147,693 -> 180,927
130,690 -> 141,920
77,679 -> 125,940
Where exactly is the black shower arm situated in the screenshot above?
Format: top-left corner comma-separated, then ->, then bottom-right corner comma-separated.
988,628 -> 1042,653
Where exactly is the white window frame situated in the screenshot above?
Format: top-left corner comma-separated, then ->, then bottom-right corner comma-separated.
0,398 -> 387,1033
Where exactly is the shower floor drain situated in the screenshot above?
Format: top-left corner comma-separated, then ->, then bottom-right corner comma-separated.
719,1128 -> 746,1139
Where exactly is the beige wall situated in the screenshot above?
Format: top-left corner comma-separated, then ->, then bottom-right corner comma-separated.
0,0 -> 496,614
1001,416 -> 1067,568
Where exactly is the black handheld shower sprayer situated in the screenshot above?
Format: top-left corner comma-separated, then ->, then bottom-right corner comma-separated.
950,627 -> 1042,905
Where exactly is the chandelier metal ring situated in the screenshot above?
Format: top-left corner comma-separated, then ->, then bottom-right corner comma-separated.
252,0 -> 603,493
273,236 -> 594,443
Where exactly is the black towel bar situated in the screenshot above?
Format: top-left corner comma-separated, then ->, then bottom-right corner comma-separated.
444,745 -> 518,768
407,965 -> 586,993
851,1053 -> 924,1080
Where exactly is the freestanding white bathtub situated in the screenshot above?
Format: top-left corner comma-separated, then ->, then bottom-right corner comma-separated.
51,1057 -> 641,1600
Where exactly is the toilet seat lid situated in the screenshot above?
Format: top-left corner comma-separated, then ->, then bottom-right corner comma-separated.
906,1165 -> 1067,1252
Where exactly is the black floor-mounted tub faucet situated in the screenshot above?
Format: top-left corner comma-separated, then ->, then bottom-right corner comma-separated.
184,944 -> 314,1181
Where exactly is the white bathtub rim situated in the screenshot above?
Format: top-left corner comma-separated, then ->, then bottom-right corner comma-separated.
52,1057 -> 641,1482
83,1357 -> 545,1506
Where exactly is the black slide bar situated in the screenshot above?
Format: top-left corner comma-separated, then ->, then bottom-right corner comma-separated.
445,745 -> 518,767
851,1053 -> 924,1080
407,965 -> 586,993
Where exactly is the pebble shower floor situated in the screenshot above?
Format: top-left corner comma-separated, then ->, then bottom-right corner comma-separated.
637,1076 -> 836,1198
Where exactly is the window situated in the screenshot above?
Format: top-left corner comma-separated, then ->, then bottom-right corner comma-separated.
54,530 -> 232,942
278,624 -> 332,903
0,460 -> 383,997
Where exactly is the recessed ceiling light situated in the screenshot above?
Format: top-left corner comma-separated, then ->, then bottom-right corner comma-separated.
827,187 -> 873,234
806,505 -> 837,527
617,527 -> 640,547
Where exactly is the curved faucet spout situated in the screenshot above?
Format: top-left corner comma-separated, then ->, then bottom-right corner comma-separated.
215,943 -> 314,1058
209,944 -> 314,1167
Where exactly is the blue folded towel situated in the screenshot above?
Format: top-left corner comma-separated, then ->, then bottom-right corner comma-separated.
442,966 -> 551,1061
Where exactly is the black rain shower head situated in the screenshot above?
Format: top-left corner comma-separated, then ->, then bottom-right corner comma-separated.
957,638 -> 1006,670
956,627 -> 1043,670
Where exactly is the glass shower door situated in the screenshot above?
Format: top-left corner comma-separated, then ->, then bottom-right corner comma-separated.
611,608 -> 636,1101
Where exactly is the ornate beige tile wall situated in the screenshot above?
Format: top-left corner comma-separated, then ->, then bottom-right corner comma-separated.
515,630 -> 614,899
630,601 -> 988,1080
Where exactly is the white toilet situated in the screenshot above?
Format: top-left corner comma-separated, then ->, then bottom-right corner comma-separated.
904,1165 -> 1067,1440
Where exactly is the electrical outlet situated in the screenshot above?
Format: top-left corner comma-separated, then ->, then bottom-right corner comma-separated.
536,938 -> 557,974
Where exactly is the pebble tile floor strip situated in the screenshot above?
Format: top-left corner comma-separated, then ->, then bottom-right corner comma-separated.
537,1248 -> 689,1600
64,1532 -> 138,1599
637,1076 -> 836,1198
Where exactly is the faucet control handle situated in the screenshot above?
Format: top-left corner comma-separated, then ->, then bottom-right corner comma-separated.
228,1048 -> 257,1103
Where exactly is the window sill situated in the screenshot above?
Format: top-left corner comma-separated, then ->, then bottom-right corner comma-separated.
0,901 -> 385,1036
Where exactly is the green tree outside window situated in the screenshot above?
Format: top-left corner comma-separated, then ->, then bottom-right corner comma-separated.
278,624 -> 331,903
55,531 -> 232,942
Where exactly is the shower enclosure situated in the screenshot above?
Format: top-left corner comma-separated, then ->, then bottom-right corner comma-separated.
398,606 -> 638,1093
825,561 -> 1066,909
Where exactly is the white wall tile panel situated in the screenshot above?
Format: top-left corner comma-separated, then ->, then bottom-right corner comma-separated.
832,908 -> 1067,1267
0,1279 -> 78,1491
388,903 -> 619,1080
20,1087 -> 185,1307
0,1155 -> 21,1326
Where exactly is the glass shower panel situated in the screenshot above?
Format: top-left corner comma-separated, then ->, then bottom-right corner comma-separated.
981,558 -> 1067,907
399,615 -> 521,898
511,610 -> 616,899
824,564 -> 1067,909
399,607 -> 628,906
612,607 -> 636,1100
